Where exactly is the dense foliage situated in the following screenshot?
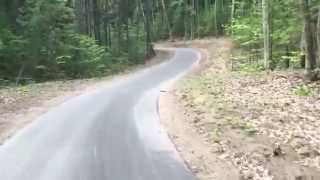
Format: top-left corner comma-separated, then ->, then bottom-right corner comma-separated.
0,0 -> 231,83
229,0 -> 320,77
1,0 -> 320,83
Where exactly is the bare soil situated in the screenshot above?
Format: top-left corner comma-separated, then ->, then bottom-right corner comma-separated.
159,38 -> 320,180
0,50 -> 172,145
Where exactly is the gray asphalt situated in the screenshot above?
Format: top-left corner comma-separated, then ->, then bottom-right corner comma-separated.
0,48 -> 200,180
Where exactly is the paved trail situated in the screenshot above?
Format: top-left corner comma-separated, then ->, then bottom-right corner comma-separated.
0,48 -> 199,180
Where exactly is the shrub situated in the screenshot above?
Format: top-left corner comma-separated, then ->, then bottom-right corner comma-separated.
294,85 -> 313,97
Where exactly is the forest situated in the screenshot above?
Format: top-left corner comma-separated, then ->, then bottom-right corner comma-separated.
1,0 -> 320,84
2,1 -> 320,179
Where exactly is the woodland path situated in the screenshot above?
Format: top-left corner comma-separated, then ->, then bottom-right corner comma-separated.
0,48 -> 200,180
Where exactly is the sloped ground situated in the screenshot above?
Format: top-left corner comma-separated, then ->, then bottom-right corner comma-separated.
0,79 -> 101,144
160,38 -> 320,180
0,50 -> 171,145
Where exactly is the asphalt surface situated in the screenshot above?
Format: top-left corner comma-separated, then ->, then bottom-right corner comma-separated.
0,48 -> 200,180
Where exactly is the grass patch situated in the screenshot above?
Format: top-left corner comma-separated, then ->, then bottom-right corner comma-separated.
293,85 -> 313,97
235,62 -> 265,74
226,117 -> 258,136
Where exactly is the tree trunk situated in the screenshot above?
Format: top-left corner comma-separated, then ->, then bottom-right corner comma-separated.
231,0 -> 235,36
92,0 -> 101,44
161,0 -> 173,40
262,0 -> 271,69
300,0 -> 317,79
142,0 -> 155,58
317,7 -> 320,67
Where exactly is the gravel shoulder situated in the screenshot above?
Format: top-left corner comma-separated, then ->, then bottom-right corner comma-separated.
0,50 -> 172,145
159,38 -> 320,180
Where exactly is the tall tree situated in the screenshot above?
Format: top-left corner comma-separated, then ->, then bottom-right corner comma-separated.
300,0 -> 317,79
160,0 -> 172,40
262,0 -> 272,69
142,0 -> 155,58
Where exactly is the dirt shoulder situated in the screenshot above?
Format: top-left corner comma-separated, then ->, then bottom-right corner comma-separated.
0,50 -> 172,145
159,38 -> 320,180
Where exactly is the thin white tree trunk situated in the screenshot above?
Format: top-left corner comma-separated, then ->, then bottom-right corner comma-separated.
262,0 -> 271,69
231,0 -> 235,36
317,8 -> 320,67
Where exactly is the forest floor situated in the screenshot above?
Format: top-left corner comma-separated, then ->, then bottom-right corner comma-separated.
0,50 -> 172,145
159,38 -> 320,180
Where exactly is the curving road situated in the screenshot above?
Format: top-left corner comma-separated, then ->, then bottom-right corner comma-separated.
0,48 -> 200,180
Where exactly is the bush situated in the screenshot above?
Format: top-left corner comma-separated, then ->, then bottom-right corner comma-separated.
0,29 -> 27,80
237,63 -> 265,73
227,13 -> 263,48
62,34 -> 113,78
294,85 -> 313,97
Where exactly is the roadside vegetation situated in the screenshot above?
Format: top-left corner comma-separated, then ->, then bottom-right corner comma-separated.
160,0 -> 320,179
2,0 -> 318,84
162,38 -> 320,180
0,0 -> 231,85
